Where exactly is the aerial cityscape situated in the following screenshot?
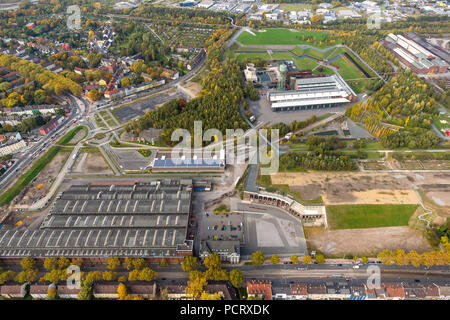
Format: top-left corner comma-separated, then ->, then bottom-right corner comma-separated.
0,0 -> 449,308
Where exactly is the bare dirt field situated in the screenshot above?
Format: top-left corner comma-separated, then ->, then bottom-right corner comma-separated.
306,226 -> 432,256
271,171 -> 450,205
72,151 -> 112,174
321,190 -> 419,205
180,81 -> 202,98
18,151 -> 70,205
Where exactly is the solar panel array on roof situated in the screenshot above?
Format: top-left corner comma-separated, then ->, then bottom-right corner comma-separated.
0,181 -> 193,258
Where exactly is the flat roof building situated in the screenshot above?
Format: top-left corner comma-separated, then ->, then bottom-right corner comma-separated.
199,240 -> 240,264
0,180 -> 194,263
267,73 -> 356,112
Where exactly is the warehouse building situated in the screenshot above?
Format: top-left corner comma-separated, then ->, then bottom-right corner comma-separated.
383,33 -> 448,74
267,73 -> 356,112
151,151 -> 225,173
0,180 -> 194,263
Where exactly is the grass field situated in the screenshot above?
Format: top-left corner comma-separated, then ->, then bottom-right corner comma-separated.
0,146 -> 62,206
333,56 -> 365,79
237,28 -> 339,47
433,115 -> 450,135
235,52 -> 271,62
57,126 -> 87,145
326,204 -> 419,229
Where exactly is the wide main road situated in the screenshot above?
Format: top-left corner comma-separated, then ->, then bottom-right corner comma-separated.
0,95 -> 85,193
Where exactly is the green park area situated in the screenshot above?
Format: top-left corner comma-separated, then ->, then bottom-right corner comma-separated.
236,28 -> 341,48
326,204 -> 419,229
0,146 -> 62,206
57,126 -> 88,145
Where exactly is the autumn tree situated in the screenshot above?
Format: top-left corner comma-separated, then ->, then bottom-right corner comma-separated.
117,283 -> 128,300
203,253 -> 221,270
78,279 -> 93,300
270,254 -> 280,264
315,254 -> 325,264
200,292 -> 221,300
107,257 -> 121,270
103,271 -> 117,281
181,256 -> 198,272
20,257 -> 36,270
43,258 -> 58,271
302,256 -> 312,264
186,271 -> 207,299
251,251 -> 266,266
290,255 -> 299,264
229,269 -> 244,289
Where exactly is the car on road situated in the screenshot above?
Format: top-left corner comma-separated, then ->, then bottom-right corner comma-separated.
353,265 -> 360,269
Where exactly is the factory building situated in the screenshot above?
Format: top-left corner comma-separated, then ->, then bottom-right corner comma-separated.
0,180 -> 194,263
267,73 -> 356,112
383,33 -> 448,74
151,150 -> 225,173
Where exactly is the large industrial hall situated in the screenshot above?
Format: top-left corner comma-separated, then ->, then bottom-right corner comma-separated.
0,180 -> 195,263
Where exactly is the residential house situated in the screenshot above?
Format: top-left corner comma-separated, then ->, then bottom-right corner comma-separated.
247,280 -> 272,300
382,282 -> 405,300
57,284 -> 80,299
127,282 -> 157,299
290,283 -> 308,300
93,283 -> 119,299
0,283 -> 28,298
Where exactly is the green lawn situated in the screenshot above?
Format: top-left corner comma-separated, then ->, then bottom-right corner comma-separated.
326,204 -> 419,229
433,116 -> 450,135
237,28 -> 339,48
235,52 -> 271,62
0,146 -> 62,206
332,56 -> 365,80
57,126 -> 87,145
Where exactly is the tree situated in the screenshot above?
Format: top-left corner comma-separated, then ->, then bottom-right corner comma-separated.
290,255 -> 299,264
107,257 -> 121,270
0,270 -> 17,284
270,255 -> 280,264
117,283 -> 127,300
186,271 -> 207,299
71,258 -> 83,267
57,257 -> 71,269
138,268 -> 158,282
407,250 -> 421,267
88,89 -> 100,101
103,271 -> 117,281
181,256 -> 198,272
160,258 -> 168,267
315,254 -> 325,264
85,271 -> 102,282
128,269 -> 140,281
16,269 -> 39,283
43,258 -> 58,271
20,257 -> 36,270
41,269 -> 67,284
47,286 -> 58,300
361,256 -> 368,264
302,256 -> 312,264
78,279 -> 93,300
251,251 -> 266,266
132,258 -> 147,271
203,253 -> 221,270
120,77 -> 132,88
229,269 -> 244,288
200,292 -> 221,300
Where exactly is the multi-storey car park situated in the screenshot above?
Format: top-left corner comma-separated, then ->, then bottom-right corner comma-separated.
266,73 -> 357,112
0,180 -> 195,263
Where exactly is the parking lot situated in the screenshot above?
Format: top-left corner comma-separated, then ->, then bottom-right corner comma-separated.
113,90 -> 188,122
236,201 -> 308,259
200,210 -> 244,242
